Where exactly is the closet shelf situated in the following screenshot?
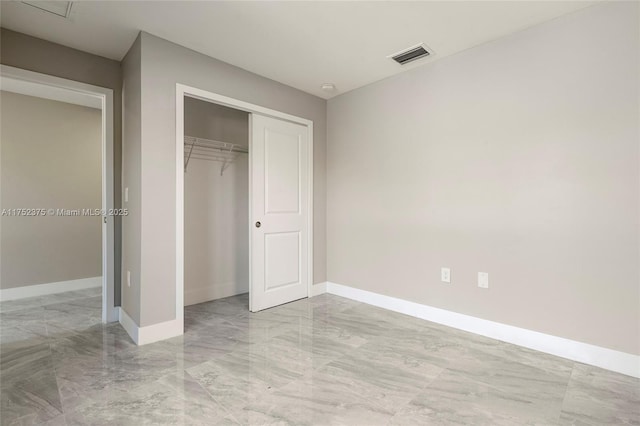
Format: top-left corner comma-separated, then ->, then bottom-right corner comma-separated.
184,136 -> 248,175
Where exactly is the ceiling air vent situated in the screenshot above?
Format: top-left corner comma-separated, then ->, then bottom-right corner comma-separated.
389,44 -> 431,65
21,1 -> 73,18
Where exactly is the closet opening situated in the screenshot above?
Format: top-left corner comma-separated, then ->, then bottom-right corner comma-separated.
183,97 -> 250,318
177,84 -> 314,333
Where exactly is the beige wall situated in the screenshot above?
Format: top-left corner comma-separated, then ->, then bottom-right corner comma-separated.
184,99 -> 249,304
0,28 -> 123,303
327,2 -> 639,355
121,32 -> 327,327
1,91 -> 102,288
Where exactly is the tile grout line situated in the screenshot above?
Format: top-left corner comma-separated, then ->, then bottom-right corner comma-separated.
183,368 -> 243,425
557,362 -> 577,421
49,339 -> 69,424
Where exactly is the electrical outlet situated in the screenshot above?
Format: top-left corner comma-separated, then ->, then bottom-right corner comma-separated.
127,270 -> 131,287
441,267 -> 451,283
478,272 -> 489,289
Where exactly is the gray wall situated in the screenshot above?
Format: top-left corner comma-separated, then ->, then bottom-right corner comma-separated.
125,32 -> 326,327
327,2 -> 639,355
185,97 -> 249,147
0,28 -> 123,305
1,91 -> 101,288
121,35 -> 142,323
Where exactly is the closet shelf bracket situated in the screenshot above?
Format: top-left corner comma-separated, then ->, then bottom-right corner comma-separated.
220,144 -> 234,176
183,136 -> 248,175
184,138 -> 196,172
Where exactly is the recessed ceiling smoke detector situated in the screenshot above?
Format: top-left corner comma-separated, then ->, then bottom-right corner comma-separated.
388,43 -> 432,65
21,1 -> 73,18
321,83 -> 336,92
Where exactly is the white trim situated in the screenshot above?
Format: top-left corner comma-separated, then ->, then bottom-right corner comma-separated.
307,122 -> 314,302
101,87 -> 116,323
0,277 -> 102,301
184,282 -> 248,306
311,282 -> 327,297
179,85 -> 313,127
119,307 -> 183,346
248,113 -> 253,312
0,65 -> 117,323
176,89 -> 185,326
118,307 -> 139,344
136,318 -> 183,345
326,282 -> 640,378
176,83 -> 314,320
0,76 -> 102,109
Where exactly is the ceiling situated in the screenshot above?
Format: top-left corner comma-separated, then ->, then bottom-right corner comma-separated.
1,1 -> 598,99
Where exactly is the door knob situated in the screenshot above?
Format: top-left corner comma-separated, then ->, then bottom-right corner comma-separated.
255,221 -> 261,228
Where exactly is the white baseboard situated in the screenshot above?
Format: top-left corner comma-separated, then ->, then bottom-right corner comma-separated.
118,308 -> 139,343
137,318 -> 183,345
0,276 -> 102,301
119,307 -> 184,346
311,282 -> 327,297
326,282 -> 640,378
184,282 -> 248,306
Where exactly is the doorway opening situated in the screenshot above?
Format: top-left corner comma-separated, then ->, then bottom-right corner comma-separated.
176,84 -> 313,328
0,65 -> 116,323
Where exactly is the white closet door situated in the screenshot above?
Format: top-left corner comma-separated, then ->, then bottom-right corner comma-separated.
250,114 -> 309,312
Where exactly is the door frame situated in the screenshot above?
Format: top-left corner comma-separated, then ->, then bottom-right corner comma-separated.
175,83 -> 313,315
0,65 -> 117,322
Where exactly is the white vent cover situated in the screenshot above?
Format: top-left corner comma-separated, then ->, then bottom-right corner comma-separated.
389,44 -> 432,65
21,1 -> 73,18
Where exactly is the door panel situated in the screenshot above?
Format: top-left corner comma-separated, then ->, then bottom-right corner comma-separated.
265,131 -> 300,214
251,114 -> 309,312
265,232 -> 300,290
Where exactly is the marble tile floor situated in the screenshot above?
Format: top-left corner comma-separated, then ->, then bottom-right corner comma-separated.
1,290 -> 638,425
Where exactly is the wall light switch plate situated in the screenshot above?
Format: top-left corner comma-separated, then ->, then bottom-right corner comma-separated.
127,270 -> 131,287
124,187 -> 129,203
478,272 -> 489,288
441,267 -> 451,283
